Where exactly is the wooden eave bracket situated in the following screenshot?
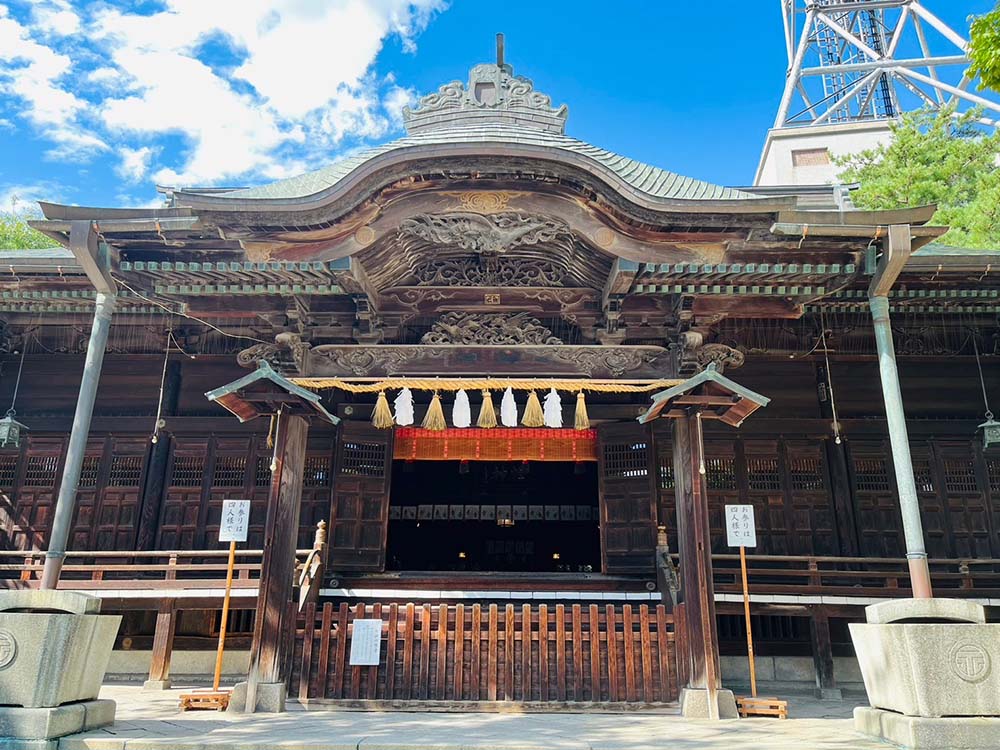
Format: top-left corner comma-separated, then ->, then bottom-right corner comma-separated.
205,361 -> 339,425
68,220 -> 117,295
637,363 -> 770,427
330,256 -> 379,312
602,258 -> 639,309
868,225 -> 912,298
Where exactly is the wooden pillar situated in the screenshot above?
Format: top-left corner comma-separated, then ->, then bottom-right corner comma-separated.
245,412 -> 309,712
135,360 -> 181,550
808,608 -> 841,699
144,600 -> 177,690
673,412 -> 729,716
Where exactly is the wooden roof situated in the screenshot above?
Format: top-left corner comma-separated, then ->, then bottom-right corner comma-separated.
637,364 -> 770,427
205,361 -> 339,424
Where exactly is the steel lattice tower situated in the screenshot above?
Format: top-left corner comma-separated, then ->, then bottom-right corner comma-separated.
775,0 -> 1000,128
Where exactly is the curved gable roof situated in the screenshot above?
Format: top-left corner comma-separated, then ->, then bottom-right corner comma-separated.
171,125 -> 761,208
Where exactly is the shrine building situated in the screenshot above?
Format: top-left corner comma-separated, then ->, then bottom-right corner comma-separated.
1,48 -> 998,709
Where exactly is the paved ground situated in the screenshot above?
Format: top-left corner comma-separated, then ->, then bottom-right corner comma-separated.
59,685 -> 885,750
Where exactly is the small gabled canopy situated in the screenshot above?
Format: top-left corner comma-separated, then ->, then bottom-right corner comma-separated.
637,363 -> 769,427
206,361 -> 339,425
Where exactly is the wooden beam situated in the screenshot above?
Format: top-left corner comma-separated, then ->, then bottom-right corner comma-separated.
68,221 -> 117,295
330,256 -> 378,313
602,258 -> 639,309
868,225 -> 912,298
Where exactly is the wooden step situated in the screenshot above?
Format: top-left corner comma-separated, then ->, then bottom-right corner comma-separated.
737,696 -> 788,719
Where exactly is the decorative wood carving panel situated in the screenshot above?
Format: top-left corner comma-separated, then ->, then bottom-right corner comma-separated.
304,344 -> 673,379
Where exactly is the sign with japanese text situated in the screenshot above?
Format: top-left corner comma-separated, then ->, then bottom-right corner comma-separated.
218,499 -> 251,543
725,504 -> 757,548
349,619 -> 383,666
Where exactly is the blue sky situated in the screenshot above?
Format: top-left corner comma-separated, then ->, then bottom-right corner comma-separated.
0,0 -> 994,212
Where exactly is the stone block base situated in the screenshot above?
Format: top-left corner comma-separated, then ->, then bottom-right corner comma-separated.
855,706 -> 1000,749
679,688 -> 738,719
226,681 -> 286,713
0,700 -> 115,741
816,687 -> 843,701
142,679 -> 170,691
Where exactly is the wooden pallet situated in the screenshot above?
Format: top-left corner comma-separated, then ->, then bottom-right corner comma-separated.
179,690 -> 232,711
737,696 -> 788,719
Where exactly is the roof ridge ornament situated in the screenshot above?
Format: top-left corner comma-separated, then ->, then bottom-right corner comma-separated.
402,35 -> 568,135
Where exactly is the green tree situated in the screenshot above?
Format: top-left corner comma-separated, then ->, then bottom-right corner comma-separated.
836,107 -> 1000,249
0,210 -> 54,250
969,2 -> 1000,92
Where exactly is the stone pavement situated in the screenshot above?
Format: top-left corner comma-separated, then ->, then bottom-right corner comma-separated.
57,685 -> 887,750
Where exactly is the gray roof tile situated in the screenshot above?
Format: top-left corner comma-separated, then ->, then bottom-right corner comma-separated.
215,126 -> 756,203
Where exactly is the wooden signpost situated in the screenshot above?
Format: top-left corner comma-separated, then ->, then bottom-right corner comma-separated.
727,504 -> 788,720
180,499 -> 250,711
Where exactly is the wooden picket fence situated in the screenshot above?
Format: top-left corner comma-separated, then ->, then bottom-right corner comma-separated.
288,601 -> 683,704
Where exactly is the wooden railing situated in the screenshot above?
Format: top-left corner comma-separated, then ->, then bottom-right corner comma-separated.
288,601 -> 682,704
1,550 -> 997,598
0,549 -> 307,589
710,554 -> 1000,597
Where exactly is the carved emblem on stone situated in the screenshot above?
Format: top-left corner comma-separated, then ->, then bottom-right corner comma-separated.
0,630 -> 17,670
420,312 -> 562,346
398,212 -> 572,256
950,642 -> 991,683
695,343 -> 745,373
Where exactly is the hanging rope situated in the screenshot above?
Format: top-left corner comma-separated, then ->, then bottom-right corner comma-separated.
820,309 -> 843,445
150,322 -> 172,444
5,329 -> 27,418
972,331 -> 994,421
291,377 -> 681,393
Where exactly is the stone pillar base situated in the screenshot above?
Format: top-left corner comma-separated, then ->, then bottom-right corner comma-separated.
0,699 -> 115,741
142,679 -> 171,691
815,687 -> 843,701
679,688 -> 738,719
226,681 -> 286,713
855,706 -> 1000,749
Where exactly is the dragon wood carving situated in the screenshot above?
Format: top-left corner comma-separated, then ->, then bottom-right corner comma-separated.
397,212 -> 573,256
420,312 -> 562,346
411,257 -> 566,287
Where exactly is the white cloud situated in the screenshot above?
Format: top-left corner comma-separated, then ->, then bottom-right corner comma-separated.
32,1 -> 80,36
0,182 -> 63,214
0,0 -> 447,189
384,84 -> 417,128
116,146 -> 155,183
0,5 -> 106,156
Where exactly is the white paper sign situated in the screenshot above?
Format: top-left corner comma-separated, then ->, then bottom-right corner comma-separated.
725,504 -> 757,548
218,499 -> 251,543
349,619 -> 382,666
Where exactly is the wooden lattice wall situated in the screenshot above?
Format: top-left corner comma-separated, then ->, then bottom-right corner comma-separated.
288,601 -> 683,704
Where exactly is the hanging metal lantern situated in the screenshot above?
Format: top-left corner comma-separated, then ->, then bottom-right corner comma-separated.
979,413 -> 1000,450
0,410 -> 28,449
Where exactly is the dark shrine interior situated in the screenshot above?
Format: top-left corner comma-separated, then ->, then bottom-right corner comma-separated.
386,460 -> 601,573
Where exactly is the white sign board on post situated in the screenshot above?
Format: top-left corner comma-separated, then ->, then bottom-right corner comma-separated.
349,619 -> 383,666
725,504 -> 757,548
218,499 -> 251,543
